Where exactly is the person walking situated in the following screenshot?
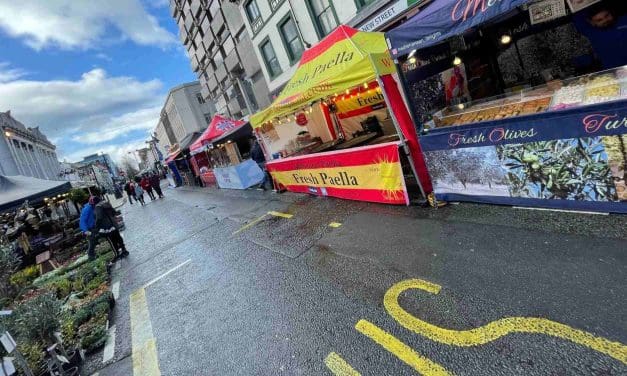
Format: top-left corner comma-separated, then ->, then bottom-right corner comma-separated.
134,183 -> 146,206
250,137 -> 270,190
123,181 -> 135,204
150,173 -> 164,198
141,175 -> 155,201
94,195 -> 128,260
79,196 -> 98,261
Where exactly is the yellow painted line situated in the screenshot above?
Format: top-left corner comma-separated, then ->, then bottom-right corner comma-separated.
130,288 -> 161,376
356,319 -> 451,375
268,211 -> 293,219
232,213 -> 269,235
324,352 -> 361,376
384,279 -> 627,364
329,222 -> 342,228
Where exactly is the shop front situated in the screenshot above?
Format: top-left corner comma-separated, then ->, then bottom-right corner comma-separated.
387,0 -> 627,213
189,115 -> 264,190
250,25 -> 432,205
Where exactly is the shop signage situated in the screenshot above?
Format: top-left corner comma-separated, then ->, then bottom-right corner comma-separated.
267,142 -> 408,205
296,113 -> 308,126
359,0 -> 426,32
420,100 -> 627,213
336,90 -> 387,119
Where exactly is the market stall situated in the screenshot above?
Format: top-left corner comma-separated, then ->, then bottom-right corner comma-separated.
188,115 -> 263,189
387,0 -> 627,213
0,175 -> 72,212
251,25 -> 433,205
164,131 -> 202,187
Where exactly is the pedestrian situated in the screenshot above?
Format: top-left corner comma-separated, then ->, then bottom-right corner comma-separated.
94,195 -> 128,260
134,183 -> 145,206
141,175 -> 155,201
124,181 -> 135,204
150,173 -> 164,198
79,196 -> 98,261
250,136 -> 270,190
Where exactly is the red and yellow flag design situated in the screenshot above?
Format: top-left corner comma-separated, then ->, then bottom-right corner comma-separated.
266,142 -> 408,205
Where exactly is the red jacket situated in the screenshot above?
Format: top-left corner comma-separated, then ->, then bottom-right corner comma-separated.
140,178 -> 152,190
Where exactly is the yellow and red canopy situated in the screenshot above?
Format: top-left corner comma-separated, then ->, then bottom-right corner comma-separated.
250,25 -> 396,128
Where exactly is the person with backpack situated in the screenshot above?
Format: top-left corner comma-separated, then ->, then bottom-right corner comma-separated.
134,183 -> 145,206
149,173 -> 164,198
94,195 -> 128,260
123,180 -> 135,204
140,174 -> 156,201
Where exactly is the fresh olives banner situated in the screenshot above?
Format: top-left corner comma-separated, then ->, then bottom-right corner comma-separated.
267,142 -> 409,205
420,100 -> 627,213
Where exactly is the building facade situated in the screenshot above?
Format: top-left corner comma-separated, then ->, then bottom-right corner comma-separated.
78,153 -> 120,178
169,0 -> 272,119
153,81 -> 216,156
0,110 -> 60,180
238,0 -> 370,94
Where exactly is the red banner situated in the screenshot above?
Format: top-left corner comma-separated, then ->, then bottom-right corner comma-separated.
267,142 -> 408,205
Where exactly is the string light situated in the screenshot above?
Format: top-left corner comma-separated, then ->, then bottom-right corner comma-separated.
453,56 -> 462,66
345,89 -> 349,95
363,82 -> 368,89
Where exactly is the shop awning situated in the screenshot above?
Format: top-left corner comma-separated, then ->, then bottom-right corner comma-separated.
165,150 -> 181,164
190,115 -> 246,154
386,0 -> 532,58
250,25 -> 396,127
210,123 -> 253,146
0,175 -> 72,212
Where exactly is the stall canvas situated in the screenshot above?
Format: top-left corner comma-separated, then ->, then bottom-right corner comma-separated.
251,25 -> 433,205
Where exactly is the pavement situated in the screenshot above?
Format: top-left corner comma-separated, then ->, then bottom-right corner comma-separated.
85,183 -> 627,376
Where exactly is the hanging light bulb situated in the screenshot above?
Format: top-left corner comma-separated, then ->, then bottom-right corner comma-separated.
500,34 -> 512,45
453,56 -> 462,66
345,89 -> 350,95
408,56 -> 417,64
363,82 -> 368,89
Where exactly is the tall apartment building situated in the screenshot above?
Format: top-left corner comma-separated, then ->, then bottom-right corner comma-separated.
0,110 -> 60,180
153,81 -> 216,156
78,153 -> 120,178
169,0 -> 272,119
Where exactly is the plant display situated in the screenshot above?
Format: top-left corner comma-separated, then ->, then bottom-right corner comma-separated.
10,265 -> 40,290
68,188 -> 89,206
0,244 -> 20,305
601,135 -> 627,200
497,138 -> 616,200
13,291 -> 62,344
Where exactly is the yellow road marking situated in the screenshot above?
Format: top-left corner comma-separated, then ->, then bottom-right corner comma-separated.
232,214 -> 269,235
324,352 -> 361,376
384,279 -> 627,364
130,288 -> 161,376
268,211 -> 293,218
356,320 -> 451,375
329,222 -> 342,228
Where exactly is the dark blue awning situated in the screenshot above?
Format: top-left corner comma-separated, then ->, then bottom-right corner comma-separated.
386,0 -> 532,58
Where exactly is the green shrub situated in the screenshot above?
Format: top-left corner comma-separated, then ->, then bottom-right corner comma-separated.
68,188 -> 89,205
48,277 -> 73,299
13,291 -> 62,344
80,324 -> 108,353
10,265 -> 41,289
0,245 -> 20,305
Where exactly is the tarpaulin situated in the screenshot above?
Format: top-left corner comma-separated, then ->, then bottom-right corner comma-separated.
190,115 -> 246,154
267,141 -> 409,205
386,0 -> 532,57
250,25 -> 396,127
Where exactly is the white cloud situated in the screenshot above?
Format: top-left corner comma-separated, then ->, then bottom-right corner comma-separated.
0,62 -> 28,82
62,137 -> 149,166
0,0 -> 176,50
71,106 -> 161,145
95,53 -> 112,61
0,68 -> 163,137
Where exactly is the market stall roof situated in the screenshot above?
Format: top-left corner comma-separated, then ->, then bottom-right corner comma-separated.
210,122 -> 253,146
250,25 -> 396,127
165,149 -> 181,164
386,0 -> 531,58
0,175 -> 72,212
190,115 -> 246,154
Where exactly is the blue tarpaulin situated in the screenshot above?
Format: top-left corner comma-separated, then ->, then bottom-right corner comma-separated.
386,0 -> 532,57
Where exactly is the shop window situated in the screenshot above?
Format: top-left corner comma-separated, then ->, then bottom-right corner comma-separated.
196,93 -> 206,104
260,39 -> 282,78
355,0 -> 376,9
278,15 -> 304,64
245,0 -> 263,33
204,113 -> 212,124
269,0 -> 285,11
307,0 -> 338,38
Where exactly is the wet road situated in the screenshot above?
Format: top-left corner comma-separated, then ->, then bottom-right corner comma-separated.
90,185 -> 626,376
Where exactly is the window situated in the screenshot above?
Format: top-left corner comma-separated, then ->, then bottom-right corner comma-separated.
196,93 -> 206,104
278,15 -> 304,63
245,0 -> 263,33
355,0 -> 377,9
308,0 -> 337,37
269,0 -> 285,11
204,113 -> 212,123
260,39 -> 282,78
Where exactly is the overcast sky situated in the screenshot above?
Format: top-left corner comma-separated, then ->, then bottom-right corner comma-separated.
0,0 -> 196,165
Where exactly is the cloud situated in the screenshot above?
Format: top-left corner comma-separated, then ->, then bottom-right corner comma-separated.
0,0 -> 176,50
61,137 -> 149,166
71,106 -> 161,145
0,62 -> 28,82
0,68 -> 163,138
95,53 -> 112,61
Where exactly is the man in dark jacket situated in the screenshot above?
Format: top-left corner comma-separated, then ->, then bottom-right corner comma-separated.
149,173 -> 164,198
140,175 -> 155,201
123,181 -> 135,204
250,137 -> 270,190
94,197 -> 128,259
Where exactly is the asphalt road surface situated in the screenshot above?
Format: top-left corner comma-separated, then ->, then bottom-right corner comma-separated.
88,185 -> 627,376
